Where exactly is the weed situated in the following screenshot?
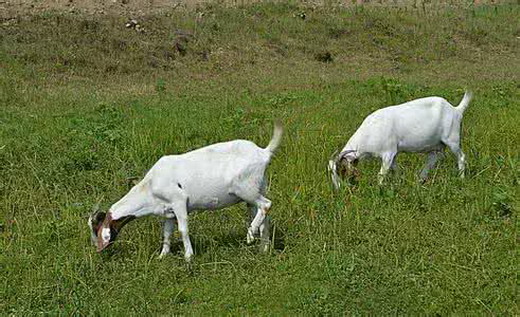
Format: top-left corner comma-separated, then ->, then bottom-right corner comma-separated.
155,79 -> 167,93
315,51 -> 334,63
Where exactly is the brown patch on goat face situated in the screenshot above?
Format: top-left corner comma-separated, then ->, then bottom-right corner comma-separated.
96,213 -> 136,252
89,211 -> 106,236
338,158 -> 360,184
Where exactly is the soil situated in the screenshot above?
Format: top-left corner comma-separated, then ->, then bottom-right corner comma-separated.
1,0 -> 504,19
1,0 -> 211,19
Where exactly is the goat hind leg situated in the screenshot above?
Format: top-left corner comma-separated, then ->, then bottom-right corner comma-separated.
444,140 -> 465,178
241,195 -> 271,244
258,215 -> 271,253
247,203 -> 271,251
246,204 -> 257,244
443,121 -> 465,178
390,154 -> 398,173
235,181 -> 271,244
419,151 -> 443,182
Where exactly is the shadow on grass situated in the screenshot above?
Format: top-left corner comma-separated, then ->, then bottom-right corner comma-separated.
191,226 -> 286,256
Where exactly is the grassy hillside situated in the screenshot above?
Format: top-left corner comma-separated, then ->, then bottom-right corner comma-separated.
1,2 -> 518,315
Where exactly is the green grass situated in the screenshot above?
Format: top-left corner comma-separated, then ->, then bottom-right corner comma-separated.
1,2 -> 519,315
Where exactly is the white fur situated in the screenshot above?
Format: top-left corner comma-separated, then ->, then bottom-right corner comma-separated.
106,123 -> 282,261
101,228 -> 111,244
87,215 -> 98,245
329,91 -> 472,188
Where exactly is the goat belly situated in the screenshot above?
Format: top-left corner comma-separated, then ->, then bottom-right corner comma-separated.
397,137 -> 443,153
188,195 -> 241,211
187,190 -> 241,211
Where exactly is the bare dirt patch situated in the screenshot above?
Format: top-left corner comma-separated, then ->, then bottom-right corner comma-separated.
1,0 -> 510,19
2,0 -> 193,18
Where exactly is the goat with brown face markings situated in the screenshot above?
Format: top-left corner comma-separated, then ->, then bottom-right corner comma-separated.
88,122 -> 283,261
88,212 -> 135,252
328,150 -> 360,186
329,91 -> 472,188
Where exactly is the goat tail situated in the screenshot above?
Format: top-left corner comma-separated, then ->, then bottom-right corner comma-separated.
456,90 -> 473,114
265,120 -> 283,154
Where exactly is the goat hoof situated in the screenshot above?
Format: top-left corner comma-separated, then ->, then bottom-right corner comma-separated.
246,228 -> 255,244
159,246 -> 170,259
259,242 -> 270,253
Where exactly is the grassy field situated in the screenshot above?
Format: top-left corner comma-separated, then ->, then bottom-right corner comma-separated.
1,2 -> 519,315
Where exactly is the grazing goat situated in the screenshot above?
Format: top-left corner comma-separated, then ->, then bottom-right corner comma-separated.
328,91 -> 472,188
88,122 -> 283,261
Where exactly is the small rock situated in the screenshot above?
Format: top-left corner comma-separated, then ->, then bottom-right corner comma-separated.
135,24 -> 145,33
294,12 -> 306,20
125,19 -> 138,28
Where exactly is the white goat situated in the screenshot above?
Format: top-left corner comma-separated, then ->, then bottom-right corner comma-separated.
329,91 -> 472,188
88,122 -> 283,261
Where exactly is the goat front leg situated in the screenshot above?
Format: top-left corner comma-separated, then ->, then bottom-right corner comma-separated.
159,218 -> 175,258
170,201 -> 194,262
378,152 -> 396,185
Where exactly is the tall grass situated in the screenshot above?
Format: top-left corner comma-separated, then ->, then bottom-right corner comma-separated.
1,2 -> 518,315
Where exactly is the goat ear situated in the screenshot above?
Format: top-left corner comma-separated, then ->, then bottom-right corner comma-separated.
338,150 -> 356,161
92,211 -> 106,229
88,211 -> 106,245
